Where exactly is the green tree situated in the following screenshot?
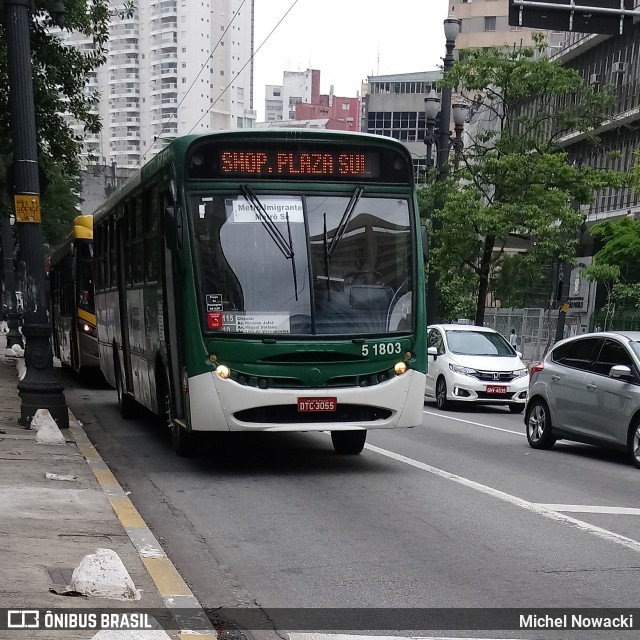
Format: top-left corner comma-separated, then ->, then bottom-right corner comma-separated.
0,0 -> 133,242
433,38 -> 628,326
583,217 -> 640,328
493,252 -> 554,309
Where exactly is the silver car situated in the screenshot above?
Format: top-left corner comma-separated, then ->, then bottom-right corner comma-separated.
526,331 -> 640,468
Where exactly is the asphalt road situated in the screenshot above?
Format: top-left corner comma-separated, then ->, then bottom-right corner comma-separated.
63,372 -> 640,640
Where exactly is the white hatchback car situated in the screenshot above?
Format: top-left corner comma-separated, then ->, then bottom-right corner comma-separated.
425,324 -> 529,413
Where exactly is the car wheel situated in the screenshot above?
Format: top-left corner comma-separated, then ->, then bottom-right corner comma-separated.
331,430 -> 366,454
509,403 -> 525,414
435,376 -> 450,410
525,399 -> 556,450
627,419 -> 640,469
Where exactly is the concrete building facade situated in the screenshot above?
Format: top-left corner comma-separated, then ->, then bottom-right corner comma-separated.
555,26 -> 640,331
265,69 -> 321,122
264,69 -> 359,131
451,0 -> 541,50
62,0 -> 256,169
362,71 -> 442,178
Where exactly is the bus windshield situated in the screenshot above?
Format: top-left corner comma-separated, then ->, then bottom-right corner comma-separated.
190,193 -> 415,336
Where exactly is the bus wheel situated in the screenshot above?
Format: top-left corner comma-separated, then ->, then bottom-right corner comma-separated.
331,430 -> 367,455
115,360 -> 136,419
158,368 -> 193,457
170,422 -> 193,457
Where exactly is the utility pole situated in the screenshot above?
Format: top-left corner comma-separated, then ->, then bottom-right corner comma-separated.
424,12 -> 467,325
4,0 -> 68,428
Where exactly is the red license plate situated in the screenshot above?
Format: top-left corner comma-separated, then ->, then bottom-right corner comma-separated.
486,385 -> 507,394
297,397 -> 337,412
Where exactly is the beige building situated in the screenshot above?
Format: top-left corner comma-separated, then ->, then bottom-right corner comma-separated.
451,0 -> 541,50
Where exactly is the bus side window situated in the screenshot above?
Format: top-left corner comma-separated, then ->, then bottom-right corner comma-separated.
109,217 -> 117,289
133,195 -> 145,285
144,185 -> 159,283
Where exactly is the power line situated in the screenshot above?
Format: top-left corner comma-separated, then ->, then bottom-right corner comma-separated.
188,0 -> 302,134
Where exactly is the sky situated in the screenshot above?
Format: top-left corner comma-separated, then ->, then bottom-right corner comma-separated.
252,0 -> 451,121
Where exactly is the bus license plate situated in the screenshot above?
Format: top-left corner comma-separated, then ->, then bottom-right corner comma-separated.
486,385 -> 507,394
298,397 -> 337,412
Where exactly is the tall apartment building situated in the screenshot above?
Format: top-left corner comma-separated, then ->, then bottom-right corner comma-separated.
62,0 -> 255,168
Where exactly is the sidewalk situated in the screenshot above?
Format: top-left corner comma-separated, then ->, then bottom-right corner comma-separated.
0,336 -> 214,640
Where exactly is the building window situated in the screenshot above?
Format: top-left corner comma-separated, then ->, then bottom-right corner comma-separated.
484,16 -> 496,31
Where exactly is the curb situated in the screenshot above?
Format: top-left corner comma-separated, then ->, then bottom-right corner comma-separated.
68,414 -> 217,640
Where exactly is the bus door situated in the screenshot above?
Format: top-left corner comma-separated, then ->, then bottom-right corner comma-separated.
161,188 -> 184,419
116,213 -> 134,394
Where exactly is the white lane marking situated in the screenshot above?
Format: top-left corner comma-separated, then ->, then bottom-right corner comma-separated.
290,636 -> 520,640
364,443 -> 640,554
423,410 -> 523,437
536,504 -> 640,515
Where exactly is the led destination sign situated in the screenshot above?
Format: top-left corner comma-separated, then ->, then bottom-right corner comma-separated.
187,141 -> 412,184
220,150 -> 376,179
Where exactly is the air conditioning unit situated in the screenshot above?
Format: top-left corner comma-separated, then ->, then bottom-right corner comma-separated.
589,74 -> 600,85
612,62 -> 625,74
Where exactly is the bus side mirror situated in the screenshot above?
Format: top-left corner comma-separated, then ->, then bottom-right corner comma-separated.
165,206 -> 183,251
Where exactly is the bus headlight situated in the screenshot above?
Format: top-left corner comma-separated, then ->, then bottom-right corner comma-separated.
215,364 -> 231,379
394,362 -> 408,375
81,323 -> 96,338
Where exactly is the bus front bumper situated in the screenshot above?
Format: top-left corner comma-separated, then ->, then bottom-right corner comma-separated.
187,369 -> 426,432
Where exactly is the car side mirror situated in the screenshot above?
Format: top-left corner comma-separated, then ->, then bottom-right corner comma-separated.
427,346 -> 438,359
516,351 -> 523,359
610,364 -> 632,380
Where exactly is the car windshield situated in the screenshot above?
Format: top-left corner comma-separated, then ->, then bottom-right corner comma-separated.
629,341 -> 640,361
189,193 -> 415,336
445,330 -> 515,356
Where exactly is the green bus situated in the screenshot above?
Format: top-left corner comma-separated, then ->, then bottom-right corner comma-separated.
93,130 -> 426,455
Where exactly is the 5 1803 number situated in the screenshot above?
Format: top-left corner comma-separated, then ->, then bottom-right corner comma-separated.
362,342 -> 402,357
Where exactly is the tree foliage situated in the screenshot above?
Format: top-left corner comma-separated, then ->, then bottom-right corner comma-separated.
0,0 -> 133,246
428,38 -> 629,325
583,217 -> 640,326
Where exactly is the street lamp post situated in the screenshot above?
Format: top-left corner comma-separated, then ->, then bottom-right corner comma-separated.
4,0 -> 68,428
424,11 -> 468,325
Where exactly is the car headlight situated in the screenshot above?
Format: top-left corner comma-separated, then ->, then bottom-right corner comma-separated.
449,363 -> 478,376
513,368 -> 528,378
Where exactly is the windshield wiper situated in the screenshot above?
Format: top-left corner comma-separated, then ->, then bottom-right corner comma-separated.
327,186 -> 364,258
240,185 -> 299,300
241,185 -> 293,259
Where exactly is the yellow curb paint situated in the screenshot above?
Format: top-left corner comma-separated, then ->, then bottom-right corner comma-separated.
142,557 -> 192,596
78,445 -> 100,460
92,467 -> 119,486
67,408 -> 214,634
108,496 -> 147,529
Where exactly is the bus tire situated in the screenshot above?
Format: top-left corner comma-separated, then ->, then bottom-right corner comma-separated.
157,366 -> 193,457
115,358 -> 136,419
171,422 -> 193,457
331,430 -> 367,455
